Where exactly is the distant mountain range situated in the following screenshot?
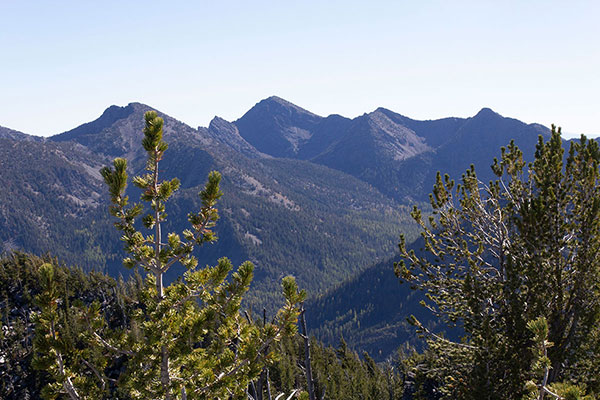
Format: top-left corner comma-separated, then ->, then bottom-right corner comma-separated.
233,97 -> 550,201
0,96 -> 558,358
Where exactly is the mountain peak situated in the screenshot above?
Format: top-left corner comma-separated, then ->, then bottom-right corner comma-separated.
52,104 -> 136,142
474,107 -> 501,119
371,107 -> 416,125
208,116 -> 264,158
374,106 -> 394,114
126,102 -> 152,112
48,102 -> 203,158
235,96 -> 322,158
208,116 -> 229,130
264,95 -> 292,104
250,96 -> 320,118
264,95 -> 300,106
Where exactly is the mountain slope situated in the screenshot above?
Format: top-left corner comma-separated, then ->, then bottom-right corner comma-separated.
0,138 -> 117,267
393,108 -> 551,200
306,255 -> 426,361
373,108 -> 465,148
0,125 -> 41,141
207,116 -> 266,159
234,96 -> 322,158
1,97 -> 559,349
309,110 -> 431,200
1,102 -> 420,310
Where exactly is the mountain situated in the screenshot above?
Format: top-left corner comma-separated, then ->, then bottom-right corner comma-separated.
234,96 -> 322,158
391,108 -> 550,198
0,137 -> 116,267
1,101 -> 419,311
0,97 -> 559,357
308,110 -> 432,200
52,104 -> 137,145
52,102 -> 206,160
235,100 -> 551,202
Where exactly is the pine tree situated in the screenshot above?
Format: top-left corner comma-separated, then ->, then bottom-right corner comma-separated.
523,316 -> 592,400
32,263 -> 107,400
396,128 -> 600,398
34,110 -> 305,400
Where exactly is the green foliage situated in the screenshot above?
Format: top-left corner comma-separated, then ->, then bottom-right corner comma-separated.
395,346 -> 441,400
98,112 -> 229,290
527,317 -> 552,380
268,335 -> 404,400
0,252 -> 130,400
397,128 -> 600,398
522,317 -> 593,400
111,258 -> 304,399
32,263 -> 108,399
33,111 -> 305,400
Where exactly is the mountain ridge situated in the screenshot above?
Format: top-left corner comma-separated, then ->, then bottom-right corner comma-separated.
226,99 -> 552,201
1,99 -> 419,313
0,125 -> 42,142
0,97 -> 566,359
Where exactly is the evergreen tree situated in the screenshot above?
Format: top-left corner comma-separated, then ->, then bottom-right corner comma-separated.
1,252 -> 133,399
33,111 -> 305,400
396,128 -> 600,399
523,316 -> 591,400
32,263 -> 108,400
269,335 -> 404,400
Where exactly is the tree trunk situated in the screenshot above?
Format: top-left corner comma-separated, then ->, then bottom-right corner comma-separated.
300,308 -> 316,400
154,151 -> 163,300
266,368 -> 272,400
51,321 -> 81,400
161,345 -> 172,400
156,271 -> 164,299
256,372 -> 264,400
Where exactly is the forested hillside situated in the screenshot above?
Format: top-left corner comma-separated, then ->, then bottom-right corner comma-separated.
1,97 -> 588,383
0,98 -> 554,304
0,112 -> 410,399
0,252 -> 409,400
4,123 -> 598,399
0,101 -> 420,310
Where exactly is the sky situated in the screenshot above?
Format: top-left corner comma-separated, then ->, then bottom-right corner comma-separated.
1,1 -> 598,138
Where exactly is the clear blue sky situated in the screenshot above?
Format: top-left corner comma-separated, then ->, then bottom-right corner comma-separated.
1,1 -> 598,138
